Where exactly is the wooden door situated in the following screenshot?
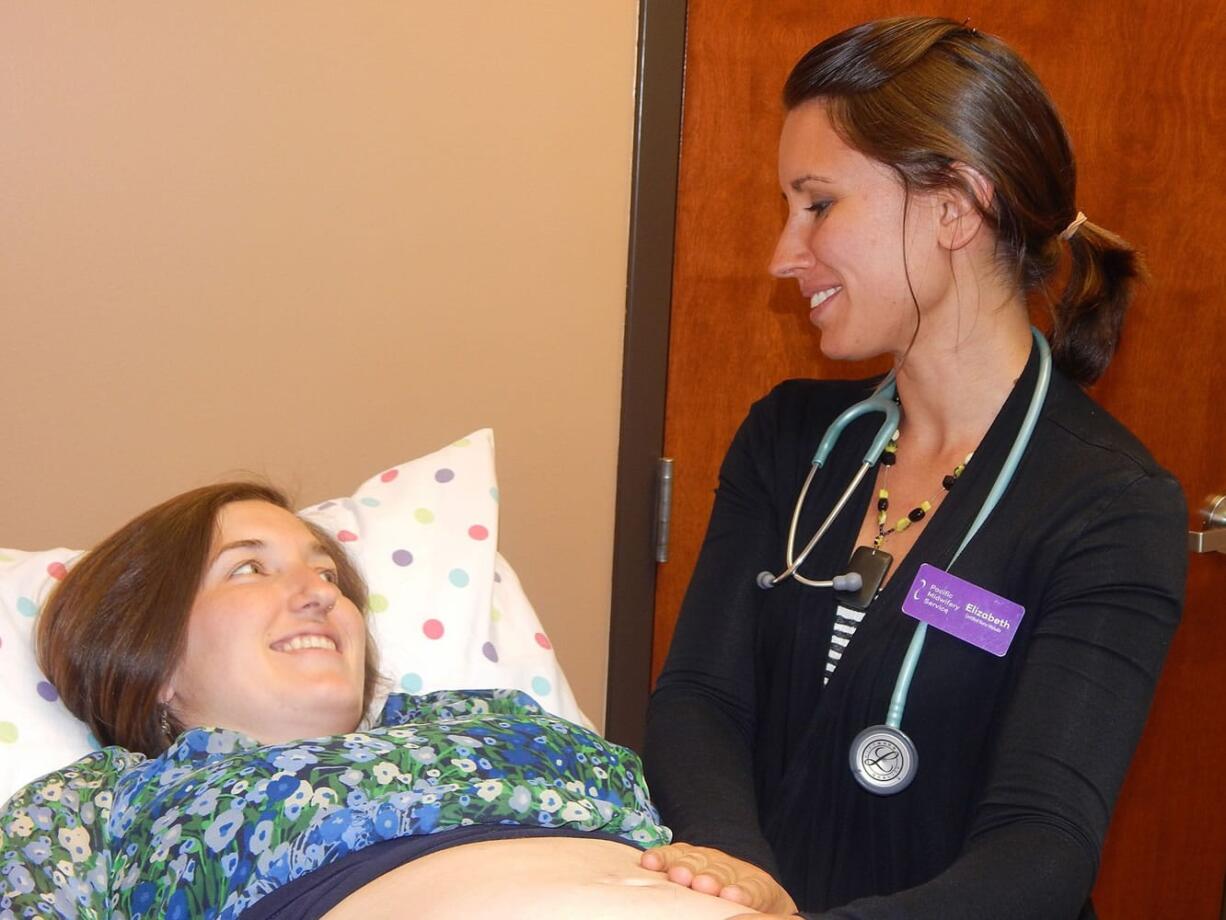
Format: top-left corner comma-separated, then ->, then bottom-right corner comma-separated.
653,1 -> 1226,914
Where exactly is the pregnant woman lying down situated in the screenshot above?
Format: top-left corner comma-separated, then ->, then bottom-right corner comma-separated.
0,483 -> 768,919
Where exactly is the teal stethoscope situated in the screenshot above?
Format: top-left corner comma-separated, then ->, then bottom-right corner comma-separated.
756,327 -> 1052,795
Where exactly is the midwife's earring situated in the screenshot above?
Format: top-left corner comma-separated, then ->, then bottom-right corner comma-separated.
159,706 -> 173,741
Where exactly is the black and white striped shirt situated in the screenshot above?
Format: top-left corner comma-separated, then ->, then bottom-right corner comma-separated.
824,604 -> 866,684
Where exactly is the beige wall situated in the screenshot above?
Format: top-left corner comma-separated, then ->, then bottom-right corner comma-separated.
0,2 -> 640,729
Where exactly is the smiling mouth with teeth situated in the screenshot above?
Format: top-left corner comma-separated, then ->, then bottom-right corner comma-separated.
810,285 -> 842,309
272,634 -> 338,653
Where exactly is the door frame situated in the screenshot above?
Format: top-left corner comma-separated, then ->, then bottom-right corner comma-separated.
604,0 -> 686,750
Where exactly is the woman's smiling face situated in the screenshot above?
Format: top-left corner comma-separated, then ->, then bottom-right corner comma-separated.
162,500 -> 367,744
769,100 -> 950,362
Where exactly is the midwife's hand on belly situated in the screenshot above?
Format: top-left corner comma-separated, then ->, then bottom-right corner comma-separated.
640,843 -> 798,916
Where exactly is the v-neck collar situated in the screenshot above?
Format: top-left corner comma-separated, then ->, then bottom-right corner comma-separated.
822,338 -> 1046,690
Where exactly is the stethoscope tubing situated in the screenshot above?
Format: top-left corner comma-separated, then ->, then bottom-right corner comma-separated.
884,328 -> 1052,728
771,373 -> 901,587
781,461 -> 873,587
761,328 -> 1052,731
759,327 -> 1052,794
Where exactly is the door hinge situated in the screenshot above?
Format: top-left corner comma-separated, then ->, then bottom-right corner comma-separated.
655,457 -> 674,563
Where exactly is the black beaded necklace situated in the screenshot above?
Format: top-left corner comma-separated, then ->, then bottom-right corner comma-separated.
872,430 -> 971,550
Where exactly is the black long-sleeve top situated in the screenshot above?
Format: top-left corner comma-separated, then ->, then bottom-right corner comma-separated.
644,346 -> 1186,919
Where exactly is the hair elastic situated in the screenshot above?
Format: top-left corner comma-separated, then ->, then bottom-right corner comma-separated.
1059,211 -> 1088,241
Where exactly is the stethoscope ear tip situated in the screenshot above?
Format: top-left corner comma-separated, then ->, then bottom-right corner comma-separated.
756,571 -> 778,590
831,572 -> 863,592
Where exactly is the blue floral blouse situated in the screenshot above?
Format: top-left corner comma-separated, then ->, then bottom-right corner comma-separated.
0,690 -> 670,919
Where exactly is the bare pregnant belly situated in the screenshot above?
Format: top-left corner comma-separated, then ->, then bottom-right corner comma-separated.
322,836 -> 759,919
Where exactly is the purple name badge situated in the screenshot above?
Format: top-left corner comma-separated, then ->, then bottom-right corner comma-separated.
901,563 -> 1025,657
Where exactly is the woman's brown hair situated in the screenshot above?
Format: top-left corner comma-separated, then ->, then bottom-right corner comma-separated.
36,482 -> 380,756
783,17 -> 1141,384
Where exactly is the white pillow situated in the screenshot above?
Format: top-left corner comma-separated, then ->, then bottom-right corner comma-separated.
0,429 -> 589,804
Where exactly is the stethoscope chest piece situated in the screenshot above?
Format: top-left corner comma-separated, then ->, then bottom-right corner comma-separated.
849,724 -> 917,794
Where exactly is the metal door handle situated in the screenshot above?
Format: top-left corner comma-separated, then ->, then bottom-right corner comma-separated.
1188,494 -> 1226,554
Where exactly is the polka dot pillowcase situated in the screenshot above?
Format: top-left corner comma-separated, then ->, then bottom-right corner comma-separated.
0,429 -> 589,804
